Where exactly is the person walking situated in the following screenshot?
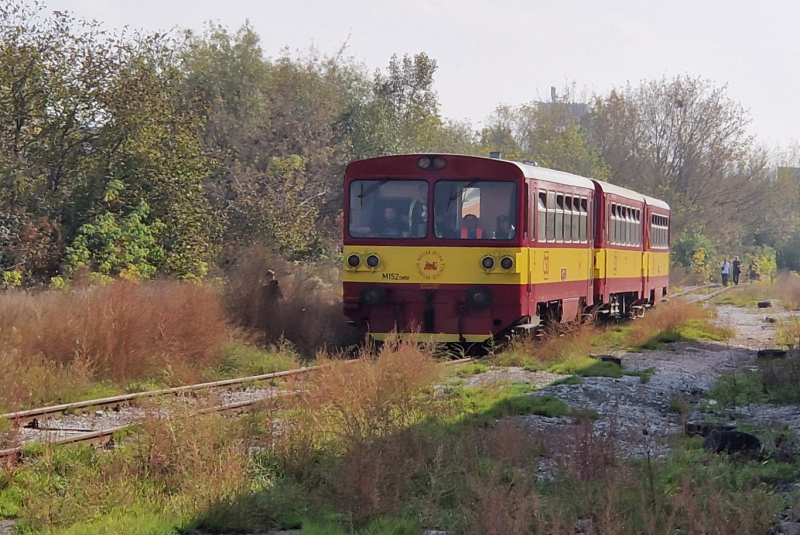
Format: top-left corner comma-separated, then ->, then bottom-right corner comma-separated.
720,258 -> 731,286
731,256 -> 742,285
748,261 -> 759,283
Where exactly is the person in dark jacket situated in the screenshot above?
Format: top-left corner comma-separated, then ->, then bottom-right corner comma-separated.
493,214 -> 516,239
731,256 -> 742,285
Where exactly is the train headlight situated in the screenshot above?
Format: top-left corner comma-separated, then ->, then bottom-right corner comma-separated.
359,286 -> 386,306
417,157 -> 432,169
466,286 -> 493,310
500,256 -> 514,270
347,254 -> 361,268
432,157 -> 446,169
366,254 -> 380,268
481,256 -> 495,270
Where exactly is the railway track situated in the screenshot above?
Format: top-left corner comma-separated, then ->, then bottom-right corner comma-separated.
676,283 -> 733,304
0,358 -> 474,461
1,284 -> 735,463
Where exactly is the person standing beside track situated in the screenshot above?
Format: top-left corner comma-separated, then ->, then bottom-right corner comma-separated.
732,256 -> 742,285
720,258 -> 731,286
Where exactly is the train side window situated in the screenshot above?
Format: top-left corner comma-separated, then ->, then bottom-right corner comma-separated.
623,207 -> 629,246
571,197 -> 580,242
629,208 -> 635,246
580,197 -> 588,242
627,207 -> 633,246
546,191 -> 555,241
651,214 -> 657,248
538,192 -> 547,242
555,194 -> 564,242
564,196 -> 572,242
610,204 -> 617,244
637,210 -> 641,246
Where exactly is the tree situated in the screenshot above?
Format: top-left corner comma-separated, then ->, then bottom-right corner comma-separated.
0,2 -> 219,283
590,76 -> 763,243
481,101 -> 609,179
347,53 -> 445,160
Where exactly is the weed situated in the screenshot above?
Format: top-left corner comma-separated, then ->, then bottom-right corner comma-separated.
669,395 -> 691,414
223,247 -> 357,357
550,375 -> 582,386
454,363 -> 488,377
624,367 -> 656,383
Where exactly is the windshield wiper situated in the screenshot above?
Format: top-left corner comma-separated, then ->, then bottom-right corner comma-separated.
449,179 -> 480,201
358,178 -> 390,200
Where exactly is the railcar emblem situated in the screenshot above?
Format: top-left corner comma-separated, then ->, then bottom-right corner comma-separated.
416,249 -> 446,280
543,251 -> 550,280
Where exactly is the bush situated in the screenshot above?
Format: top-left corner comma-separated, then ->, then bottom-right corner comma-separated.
223,246 -> 357,357
0,280 -> 228,408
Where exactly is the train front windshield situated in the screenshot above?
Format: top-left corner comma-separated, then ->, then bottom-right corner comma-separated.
433,181 -> 517,240
348,180 -> 429,239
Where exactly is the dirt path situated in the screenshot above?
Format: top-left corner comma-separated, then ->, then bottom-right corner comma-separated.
477,304 -> 787,459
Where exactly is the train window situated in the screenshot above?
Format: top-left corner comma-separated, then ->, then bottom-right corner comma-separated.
348,180 -> 429,239
538,192 -> 547,242
546,191 -> 556,241
433,180 -> 517,240
636,210 -> 641,246
571,198 -> 580,242
555,194 -> 564,242
564,197 -> 572,242
610,204 -> 616,244
580,197 -> 588,242
626,207 -> 632,246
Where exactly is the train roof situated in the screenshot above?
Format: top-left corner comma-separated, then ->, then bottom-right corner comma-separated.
509,161 -> 595,190
345,154 -> 669,209
593,180 -> 646,204
642,194 -> 670,211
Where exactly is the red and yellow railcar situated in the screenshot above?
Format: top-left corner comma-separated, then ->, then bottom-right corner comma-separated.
342,154 -> 670,344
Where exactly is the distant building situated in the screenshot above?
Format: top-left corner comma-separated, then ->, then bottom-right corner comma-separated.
536,86 -> 589,119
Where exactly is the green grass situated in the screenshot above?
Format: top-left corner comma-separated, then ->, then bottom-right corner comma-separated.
638,319 -> 733,350
211,342 -> 299,379
709,360 -> 800,407
550,375 -> 582,386
454,363 -> 488,377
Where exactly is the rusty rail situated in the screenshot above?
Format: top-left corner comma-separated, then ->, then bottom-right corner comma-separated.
1,364 -> 334,428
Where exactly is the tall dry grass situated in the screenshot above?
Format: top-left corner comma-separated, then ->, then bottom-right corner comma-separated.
223,247 -> 357,357
0,280 -> 229,409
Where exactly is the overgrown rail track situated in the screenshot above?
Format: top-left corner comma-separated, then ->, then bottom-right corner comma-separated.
0,285 -> 731,462
0,358 -> 475,461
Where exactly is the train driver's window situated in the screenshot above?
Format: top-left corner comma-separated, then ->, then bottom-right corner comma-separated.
580,198 -> 588,243
538,192 -> 547,242
348,179 -> 428,238
564,196 -> 572,242
546,191 -> 555,241
571,197 -> 580,242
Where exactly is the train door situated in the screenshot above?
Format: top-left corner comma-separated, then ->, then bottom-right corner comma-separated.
643,208 -> 650,298
527,183 -> 538,315
605,199 -> 616,298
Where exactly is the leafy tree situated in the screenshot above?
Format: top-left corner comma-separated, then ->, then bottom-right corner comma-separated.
590,75 -> 772,246
481,102 -> 609,179
672,231 -> 717,268
66,202 -> 165,279
0,2 -> 219,283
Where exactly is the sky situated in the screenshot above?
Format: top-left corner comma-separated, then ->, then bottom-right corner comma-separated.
42,0 -> 800,150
